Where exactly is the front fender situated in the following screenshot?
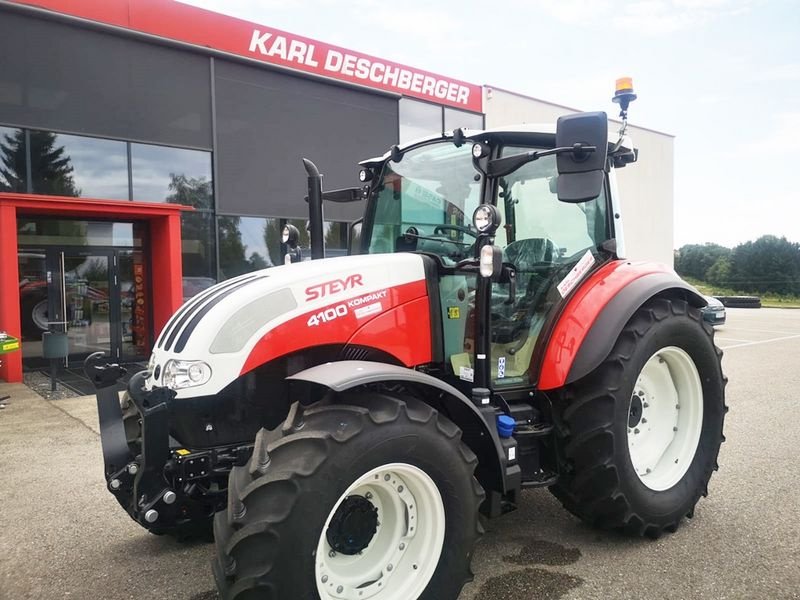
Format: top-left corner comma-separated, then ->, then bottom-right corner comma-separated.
288,360 -> 508,493
538,261 -> 705,390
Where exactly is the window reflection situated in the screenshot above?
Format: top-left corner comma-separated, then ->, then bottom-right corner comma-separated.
16,218 -> 139,247
444,108 -> 483,132
399,98 -> 442,144
30,131 -> 129,199
0,126 -> 26,192
218,216 -> 282,279
131,143 -> 213,208
181,212 -> 216,299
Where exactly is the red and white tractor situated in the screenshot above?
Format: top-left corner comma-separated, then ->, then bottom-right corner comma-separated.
87,80 -> 726,600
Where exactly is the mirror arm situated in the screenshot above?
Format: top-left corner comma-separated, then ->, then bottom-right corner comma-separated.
487,144 -> 596,178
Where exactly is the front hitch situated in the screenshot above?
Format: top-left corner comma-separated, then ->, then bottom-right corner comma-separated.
84,352 -> 178,528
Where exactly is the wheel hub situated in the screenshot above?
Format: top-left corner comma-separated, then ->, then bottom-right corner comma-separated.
628,393 -> 643,428
326,495 -> 379,555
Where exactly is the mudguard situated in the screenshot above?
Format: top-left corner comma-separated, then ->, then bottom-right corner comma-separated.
288,360 -> 508,493
538,261 -> 705,390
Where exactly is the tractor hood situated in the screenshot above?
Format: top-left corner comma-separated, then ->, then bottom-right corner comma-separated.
147,253 -> 429,397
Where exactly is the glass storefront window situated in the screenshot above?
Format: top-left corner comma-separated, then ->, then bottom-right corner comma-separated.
399,98 -> 442,144
16,218 -> 141,247
444,108 -> 483,132
29,131 -> 129,199
323,221 -> 349,258
218,216 -> 282,279
180,212 -> 217,299
0,126 -> 26,192
131,143 -> 213,208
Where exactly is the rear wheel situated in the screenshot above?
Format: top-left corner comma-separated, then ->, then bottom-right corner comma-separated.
550,297 -> 727,537
213,390 -> 484,600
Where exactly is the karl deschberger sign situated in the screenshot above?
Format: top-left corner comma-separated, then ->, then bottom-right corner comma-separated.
247,29 -> 477,109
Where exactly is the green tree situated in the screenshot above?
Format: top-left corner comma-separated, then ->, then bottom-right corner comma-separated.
0,129 -> 26,191
217,216 -> 248,279
0,130 -> 81,196
728,235 -> 800,295
166,173 -> 212,208
674,243 -> 731,280
705,256 -> 731,288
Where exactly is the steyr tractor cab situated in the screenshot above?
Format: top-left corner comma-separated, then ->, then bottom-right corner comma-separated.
86,80 -> 726,600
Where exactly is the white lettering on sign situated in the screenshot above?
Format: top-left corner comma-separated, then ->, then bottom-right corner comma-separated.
557,250 -> 597,298
267,41 -> 474,107
348,289 -> 388,308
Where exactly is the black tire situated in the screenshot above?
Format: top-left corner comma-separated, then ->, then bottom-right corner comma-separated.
213,390 -> 484,600
550,297 -> 727,538
717,296 -> 761,309
20,294 -> 48,341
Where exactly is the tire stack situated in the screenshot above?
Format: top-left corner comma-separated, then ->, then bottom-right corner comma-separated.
716,295 -> 761,308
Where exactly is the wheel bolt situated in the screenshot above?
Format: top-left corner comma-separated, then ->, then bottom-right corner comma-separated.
387,564 -> 393,572
399,543 -> 405,550
397,485 -> 404,493
321,575 -> 328,583
641,418 -> 647,424
365,492 -> 373,500
643,402 -> 649,408
109,479 -> 121,490
413,564 -> 418,570
336,585 -> 343,593
646,468 -> 652,474
634,428 -> 640,434
384,474 -> 391,481
329,550 -> 336,558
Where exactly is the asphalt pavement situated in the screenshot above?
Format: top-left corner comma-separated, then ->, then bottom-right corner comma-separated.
1,308 -> 798,599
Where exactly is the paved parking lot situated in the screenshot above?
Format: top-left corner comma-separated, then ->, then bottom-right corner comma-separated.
1,308 -> 799,599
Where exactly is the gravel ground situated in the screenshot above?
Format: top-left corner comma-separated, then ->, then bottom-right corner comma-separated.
1,307 -> 798,600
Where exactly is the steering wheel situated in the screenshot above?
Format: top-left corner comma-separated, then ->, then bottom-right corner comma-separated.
432,224 -> 478,239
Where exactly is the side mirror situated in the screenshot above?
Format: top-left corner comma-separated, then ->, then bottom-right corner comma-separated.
556,111 -> 608,203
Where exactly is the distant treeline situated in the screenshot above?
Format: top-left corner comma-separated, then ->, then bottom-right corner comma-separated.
675,235 -> 800,295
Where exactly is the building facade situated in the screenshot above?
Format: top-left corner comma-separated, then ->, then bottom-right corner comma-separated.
0,0 -> 671,383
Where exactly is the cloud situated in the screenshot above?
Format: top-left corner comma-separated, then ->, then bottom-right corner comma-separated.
529,0 -> 756,34
750,64 -> 800,83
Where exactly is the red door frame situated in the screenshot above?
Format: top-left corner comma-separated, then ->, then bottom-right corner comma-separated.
0,193 -> 188,383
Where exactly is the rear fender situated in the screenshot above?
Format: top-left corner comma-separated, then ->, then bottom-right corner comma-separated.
288,360 -> 507,494
538,261 -> 706,390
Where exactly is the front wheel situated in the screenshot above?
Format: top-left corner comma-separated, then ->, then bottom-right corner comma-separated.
550,297 -> 727,537
213,391 -> 484,600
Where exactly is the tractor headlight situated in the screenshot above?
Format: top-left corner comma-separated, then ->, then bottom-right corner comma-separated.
162,359 -> 212,390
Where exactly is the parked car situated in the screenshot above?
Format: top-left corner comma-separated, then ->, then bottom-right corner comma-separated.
702,295 -> 726,326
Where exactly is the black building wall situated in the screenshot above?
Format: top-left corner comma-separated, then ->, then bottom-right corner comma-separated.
0,8 -> 397,222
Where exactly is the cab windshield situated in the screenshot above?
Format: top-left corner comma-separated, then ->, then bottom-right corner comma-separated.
366,143 -> 480,265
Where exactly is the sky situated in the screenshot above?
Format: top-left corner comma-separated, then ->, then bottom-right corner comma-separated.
181,0 -> 799,249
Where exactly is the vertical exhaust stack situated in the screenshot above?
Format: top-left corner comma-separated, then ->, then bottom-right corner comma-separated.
303,158 -> 325,260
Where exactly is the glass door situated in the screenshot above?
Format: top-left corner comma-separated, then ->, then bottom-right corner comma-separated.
47,249 -> 115,365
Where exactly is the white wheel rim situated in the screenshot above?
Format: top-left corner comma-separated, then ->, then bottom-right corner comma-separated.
315,463 -> 445,600
627,346 -> 704,491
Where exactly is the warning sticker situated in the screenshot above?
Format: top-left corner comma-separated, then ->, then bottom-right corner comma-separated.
459,366 -> 474,382
557,250 -> 596,298
447,306 -> 460,319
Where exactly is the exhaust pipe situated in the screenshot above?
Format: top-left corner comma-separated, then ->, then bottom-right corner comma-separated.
302,158 -> 325,260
